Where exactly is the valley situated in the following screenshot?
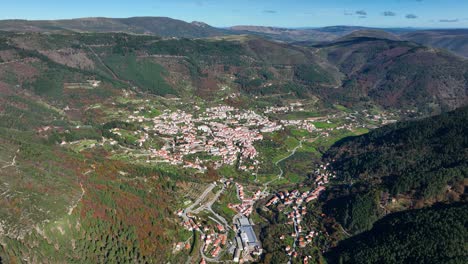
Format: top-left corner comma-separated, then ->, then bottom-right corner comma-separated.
0,17 -> 466,264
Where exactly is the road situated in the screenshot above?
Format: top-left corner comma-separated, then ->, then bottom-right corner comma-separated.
275,139 -> 303,179
181,183 -> 216,222
181,181 -> 234,263
182,137 -> 303,263
288,217 -> 300,264
263,139 -> 303,192
67,182 -> 85,215
196,185 -> 230,228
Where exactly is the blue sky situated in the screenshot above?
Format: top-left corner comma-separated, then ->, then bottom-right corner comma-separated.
3,0 -> 468,28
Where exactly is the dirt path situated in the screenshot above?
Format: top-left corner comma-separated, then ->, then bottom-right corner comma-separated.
68,182 -> 85,215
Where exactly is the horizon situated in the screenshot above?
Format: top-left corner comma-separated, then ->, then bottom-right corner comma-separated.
1,16 -> 467,31
3,0 -> 468,29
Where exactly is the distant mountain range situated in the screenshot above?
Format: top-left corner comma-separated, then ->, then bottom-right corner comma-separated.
0,16 -> 466,113
0,17 -> 467,57
0,17 -> 229,38
402,29 -> 468,58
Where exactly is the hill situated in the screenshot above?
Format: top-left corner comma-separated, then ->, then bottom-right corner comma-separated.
0,31 -> 466,114
0,32 -> 196,263
321,106 -> 467,235
325,106 -> 467,198
316,37 -> 468,113
402,29 -> 468,58
229,26 -> 416,43
229,26 -> 341,43
325,202 -> 468,264
336,30 -> 400,41
0,17 -> 228,38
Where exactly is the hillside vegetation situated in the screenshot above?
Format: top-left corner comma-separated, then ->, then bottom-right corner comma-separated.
325,106 -> 467,198
326,202 -> 468,264
0,31 -> 466,113
320,106 -> 467,240
318,37 -> 468,112
402,29 -> 468,58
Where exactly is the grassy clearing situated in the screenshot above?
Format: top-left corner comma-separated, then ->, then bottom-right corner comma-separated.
313,121 -> 338,129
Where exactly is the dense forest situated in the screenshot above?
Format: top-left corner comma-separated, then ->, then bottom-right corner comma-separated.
325,202 -> 468,264
323,189 -> 381,234
325,106 -> 468,199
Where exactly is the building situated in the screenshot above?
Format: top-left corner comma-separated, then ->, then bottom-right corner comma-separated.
238,216 -> 251,227
240,226 -> 259,248
237,216 -> 260,249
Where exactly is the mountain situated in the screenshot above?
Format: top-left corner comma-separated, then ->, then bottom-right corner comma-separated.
315,37 -> 468,113
325,202 -> 468,264
0,18 -> 423,43
402,29 -> 468,58
229,26 -> 341,43
336,30 -> 400,41
0,30 -> 466,114
0,17 -> 228,38
322,106 -> 467,235
229,26 -> 418,43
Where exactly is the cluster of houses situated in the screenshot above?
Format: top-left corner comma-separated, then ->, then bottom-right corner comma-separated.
176,212 -> 228,258
280,119 -> 317,132
228,183 -> 264,217
176,179 -> 265,263
120,104 -> 385,172
124,106 -> 285,171
179,212 -> 200,232
265,185 -> 327,208
101,102 -> 389,174
265,163 -> 336,259
201,231 -> 228,258
264,102 -> 305,114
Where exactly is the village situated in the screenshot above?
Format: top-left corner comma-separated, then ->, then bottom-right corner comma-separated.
118,104 -> 324,172
55,101 -> 398,263
265,163 -> 336,263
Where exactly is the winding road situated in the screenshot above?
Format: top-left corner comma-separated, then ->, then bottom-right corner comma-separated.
181,183 -> 216,222
263,139 -> 304,191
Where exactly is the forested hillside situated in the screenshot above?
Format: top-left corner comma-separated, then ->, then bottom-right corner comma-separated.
326,202 -> 468,264
325,106 -> 467,199
321,106 -> 467,238
317,37 -> 468,112
402,29 -> 468,58
1,31 -> 466,114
